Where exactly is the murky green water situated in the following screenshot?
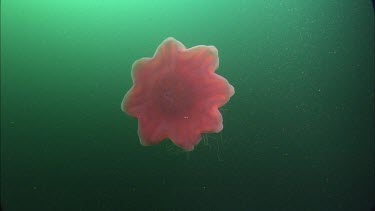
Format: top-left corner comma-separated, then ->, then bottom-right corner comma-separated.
1,1 -> 374,210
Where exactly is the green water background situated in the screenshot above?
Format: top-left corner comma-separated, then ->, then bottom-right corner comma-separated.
1,0 -> 374,210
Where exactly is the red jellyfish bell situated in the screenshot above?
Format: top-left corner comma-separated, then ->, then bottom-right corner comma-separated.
121,37 -> 235,151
